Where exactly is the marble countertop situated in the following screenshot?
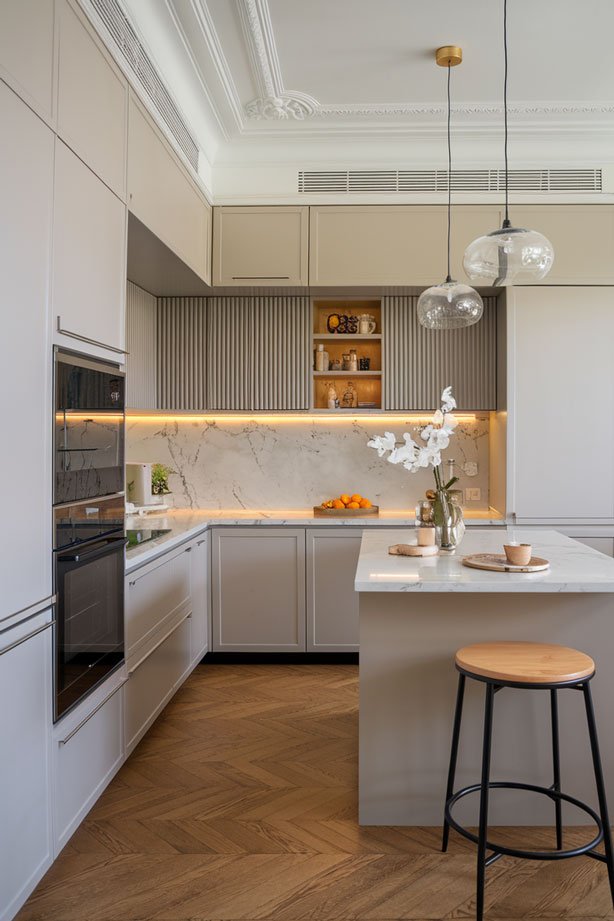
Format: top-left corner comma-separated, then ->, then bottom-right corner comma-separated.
124,508 -> 505,572
355,528 -> 614,593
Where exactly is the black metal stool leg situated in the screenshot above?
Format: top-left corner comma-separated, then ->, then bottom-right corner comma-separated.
582,682 -> 614,908
476,683 -> 495,921
550,689 -> 563,850
442,673 -> 466,852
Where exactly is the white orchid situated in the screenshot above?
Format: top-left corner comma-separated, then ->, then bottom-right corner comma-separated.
441,386 -> 457,414
367,431 -> 396,457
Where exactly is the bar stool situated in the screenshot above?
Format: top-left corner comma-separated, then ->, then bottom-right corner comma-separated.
442,641 -> 614,921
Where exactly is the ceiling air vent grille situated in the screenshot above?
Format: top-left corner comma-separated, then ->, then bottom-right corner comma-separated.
298,169 -> 602,194
89,0 -> 199,171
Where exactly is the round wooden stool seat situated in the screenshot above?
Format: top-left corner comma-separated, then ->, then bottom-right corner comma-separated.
455,641 -> 595,685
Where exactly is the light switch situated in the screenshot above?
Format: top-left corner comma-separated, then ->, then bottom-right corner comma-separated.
465,487 -> 481,502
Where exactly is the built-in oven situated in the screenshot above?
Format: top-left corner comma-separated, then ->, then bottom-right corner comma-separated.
53,494 -> 126,721
54,350 -> 125,505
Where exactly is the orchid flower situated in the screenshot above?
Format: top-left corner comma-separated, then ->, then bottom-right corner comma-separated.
367,431 -> 396,457
441,386 -> 457,414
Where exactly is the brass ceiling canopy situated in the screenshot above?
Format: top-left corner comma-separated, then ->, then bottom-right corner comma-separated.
435,45 -> 463,67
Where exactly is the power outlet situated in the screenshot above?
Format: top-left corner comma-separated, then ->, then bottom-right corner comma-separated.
465,487 -> 481,502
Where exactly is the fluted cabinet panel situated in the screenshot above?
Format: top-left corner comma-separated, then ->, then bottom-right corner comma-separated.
157,297 -> 207,409
383,295 -> 497,410
253,297 -> 310,410
126,282 -> 157,409
207,298 -> 253,410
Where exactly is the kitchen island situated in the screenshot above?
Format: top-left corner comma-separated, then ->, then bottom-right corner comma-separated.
356,529 -> 614,826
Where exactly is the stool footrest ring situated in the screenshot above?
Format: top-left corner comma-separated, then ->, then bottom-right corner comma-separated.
445,781 -> 604,861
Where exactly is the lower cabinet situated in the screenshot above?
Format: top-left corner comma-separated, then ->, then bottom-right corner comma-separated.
211,528 -> 306,651
125,613 -> 192,754
52,667 -> 125,855
306,529 -> 361,652
190,531 -> 210,663
0,609 -> 53,921
575,537 -> 614,557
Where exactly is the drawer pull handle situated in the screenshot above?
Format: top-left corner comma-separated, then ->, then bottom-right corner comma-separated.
58,677 -> 128,745
128,611 -> 192,675
197,540 -> 206,546
231,276 -> 290,280
57,316 -> 128,355
0,618 -> 55,657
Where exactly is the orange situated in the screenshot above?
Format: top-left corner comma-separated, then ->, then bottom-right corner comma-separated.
359,498 -> 372,508
347,501 -> 360,509
332,498 -> 345,509
351,493 -> 362,503
340,494 -> 351,505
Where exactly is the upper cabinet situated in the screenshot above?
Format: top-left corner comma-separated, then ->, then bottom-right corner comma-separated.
309,205 -> 503,286
56,0 -> 128,200
212,206 -> 309,286
509,206 -> 614,285
128,94 -> 211,284
52,140 -> 127,356
0,0 -> 55,124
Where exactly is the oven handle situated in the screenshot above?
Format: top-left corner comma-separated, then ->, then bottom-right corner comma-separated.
58,677 -> 128,746
58,536 -> 128,563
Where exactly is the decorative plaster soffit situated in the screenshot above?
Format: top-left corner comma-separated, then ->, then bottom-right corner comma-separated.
237,0 -> 614,124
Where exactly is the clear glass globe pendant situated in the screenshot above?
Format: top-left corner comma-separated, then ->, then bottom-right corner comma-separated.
417,47 -> 483,330
417,279 -> 483,330
463,222 -> 554,286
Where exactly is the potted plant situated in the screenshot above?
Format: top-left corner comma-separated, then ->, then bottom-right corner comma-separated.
367,386 -> 464,549
151,463 -> 173,504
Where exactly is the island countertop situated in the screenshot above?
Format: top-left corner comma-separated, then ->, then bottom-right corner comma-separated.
355,528 -> 614,593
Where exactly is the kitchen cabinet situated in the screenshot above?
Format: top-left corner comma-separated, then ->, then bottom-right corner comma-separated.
1,82 -> 54,620
56,0 -> 128,200
52,139 -> 127,357
128,94 -> 211,284
0,609 -> 53,921
252,297 -> 311,410
125,542 -> 192,658
206,298 -> 252,410
510,206 -> 614,285
510,287 -> 614,521
213,206 -> 308,286
309,205 -> 503,286
383,294 -> 498,410
212,528 -> 306,651
125,612 -> 192,754
126,281 -> 158,409
53,668 -> 125,853
190,532 -> 211,664
306,529 -> 361,652
575,537 -> 614,557
0,0 -> 55,124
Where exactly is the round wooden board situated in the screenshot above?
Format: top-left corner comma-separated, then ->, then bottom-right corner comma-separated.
462,553 -> 550,573
389,543 -> 439,557
313,505 -> 379,517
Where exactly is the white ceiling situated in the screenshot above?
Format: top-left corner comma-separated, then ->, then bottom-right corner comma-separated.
116,0 -> 614,200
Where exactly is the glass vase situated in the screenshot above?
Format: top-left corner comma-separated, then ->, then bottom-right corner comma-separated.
435,489 -> 465,551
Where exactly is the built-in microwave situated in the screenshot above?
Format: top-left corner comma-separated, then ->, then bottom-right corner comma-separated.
54,350 -> 125,505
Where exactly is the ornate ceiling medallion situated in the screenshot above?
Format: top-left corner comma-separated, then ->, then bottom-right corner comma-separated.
245,91 -> 318,120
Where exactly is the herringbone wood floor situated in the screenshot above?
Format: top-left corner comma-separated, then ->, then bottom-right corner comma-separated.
16,664 -> 614,921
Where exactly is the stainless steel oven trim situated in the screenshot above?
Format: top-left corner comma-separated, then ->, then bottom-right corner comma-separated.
55,346 -> 126,376
53,492 -> 125,512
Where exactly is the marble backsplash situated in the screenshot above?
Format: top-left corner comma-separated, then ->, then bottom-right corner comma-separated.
126,415 -> 491,511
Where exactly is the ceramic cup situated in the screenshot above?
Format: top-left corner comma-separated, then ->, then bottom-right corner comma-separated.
417,527 -> 436,547
504,542 -> 532,566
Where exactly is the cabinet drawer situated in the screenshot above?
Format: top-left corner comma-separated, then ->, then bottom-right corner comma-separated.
126,544 -> 192,656
53,673 -> 124,853
125,613 -> 192,753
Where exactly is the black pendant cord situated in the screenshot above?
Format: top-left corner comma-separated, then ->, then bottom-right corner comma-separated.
445,63 -> 452,283
502,0 -> 511,229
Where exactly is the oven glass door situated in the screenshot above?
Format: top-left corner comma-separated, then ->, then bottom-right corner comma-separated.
55,353 -> 125,504
55,535 -> 125,721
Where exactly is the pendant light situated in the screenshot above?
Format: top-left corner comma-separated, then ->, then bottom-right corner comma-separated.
462,0 -> 554,285
417,46 -> 483,330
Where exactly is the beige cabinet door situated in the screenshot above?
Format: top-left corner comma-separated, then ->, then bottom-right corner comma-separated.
213,206 -> 308,285
509,205 -> 614,284
306,529 -> 361,652
52,140 -> 127,356
212,528 -> 306,651
0,0 -> 55,124
56,0 -> 128,200
128,94 -> 211,283
511,287 -> 614,520
190,532 -> 211,663
1,82 -> 54,619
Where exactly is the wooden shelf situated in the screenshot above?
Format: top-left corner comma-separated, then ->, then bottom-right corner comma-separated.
312,333 -> 382,340
313,370 -> 382,377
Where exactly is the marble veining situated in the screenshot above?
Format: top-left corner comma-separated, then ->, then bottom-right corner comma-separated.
126,416 -> 490,511
355,528 -> 614,593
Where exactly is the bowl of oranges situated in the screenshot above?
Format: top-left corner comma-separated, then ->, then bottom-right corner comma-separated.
314,493 -> 379,517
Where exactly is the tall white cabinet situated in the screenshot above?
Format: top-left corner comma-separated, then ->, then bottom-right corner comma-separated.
0,0 -> 55,124
509,286 -> 614,521
0,82 -> 54,619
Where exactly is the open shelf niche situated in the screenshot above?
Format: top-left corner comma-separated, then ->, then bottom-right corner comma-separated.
311,298 -> 382,411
